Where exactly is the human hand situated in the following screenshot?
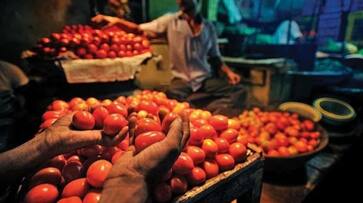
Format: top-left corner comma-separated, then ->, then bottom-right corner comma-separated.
100,114 -> 190,203
226,70 -> 241,85
39,114 -> 128,156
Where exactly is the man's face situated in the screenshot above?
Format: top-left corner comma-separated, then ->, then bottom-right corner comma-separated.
177,0 -> 199,17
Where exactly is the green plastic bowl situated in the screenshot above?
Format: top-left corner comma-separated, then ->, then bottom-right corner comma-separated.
313,98 -> 356,125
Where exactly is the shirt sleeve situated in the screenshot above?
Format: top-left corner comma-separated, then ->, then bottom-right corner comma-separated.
207,23 -> 222,58
139,13 -> 176,33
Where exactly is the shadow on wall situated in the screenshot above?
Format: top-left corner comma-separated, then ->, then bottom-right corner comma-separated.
0,0 -> 90,62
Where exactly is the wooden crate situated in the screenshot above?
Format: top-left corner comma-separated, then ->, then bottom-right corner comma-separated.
173,144 -> 264,203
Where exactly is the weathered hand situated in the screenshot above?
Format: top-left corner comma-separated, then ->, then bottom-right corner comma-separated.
39,114 -> 128,155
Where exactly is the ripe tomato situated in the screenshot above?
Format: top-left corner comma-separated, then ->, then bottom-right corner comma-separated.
161,112 -> 178,133
198,124 -> 217,139
203,160 -> 219,179
78,145 -> 103,158
62,178 -> 89,198
42,111 -> 64,121
72,111 -> 95,130
51,100 -> 69,111
228,143 -> 247,163
209,115 -> 228,131
220,129 -> 238,144
86,160 -> 112,188
103,114 -> 128,136
92,106 -> 109,128
170,176 -> 188,195
48,155 -> 66,171
62,160 -> 82,183
106,103 -> 128,117
172,152 -> 194,175
83,190 -> 101,203
215,154 -> 235,171
187,167 -> 206,186
186,146 -> 206,165
30,167 -> 62,187
214,137 -> 230,153
57,196 -> 82,203
135,131 -> 166,152
135,118 -> 162,136
201,139 -> 218,158
24,183 -> 58,203
153,182 -> 172,203
137,100 -> 159,115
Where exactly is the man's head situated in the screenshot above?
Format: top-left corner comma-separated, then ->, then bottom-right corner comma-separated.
177,0 -> 201,17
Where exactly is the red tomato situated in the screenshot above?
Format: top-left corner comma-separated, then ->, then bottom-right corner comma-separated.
106,103 -> 128,117
135,131 -> 166,152
42,111 -> 64,121
172,152 -> 195,175
78,145 -> 103,158
153,183 -> 172,203
228,143 -> 247,163
201,139 -> 218,158
48,155 -> 66,171
92,106 -> 109,128
198,124 -> 217,139
57,196 -> 82,203
111,150 -> 125,164
215,154 -> 235,171
24,184 -> 58,203
30,167 -> 62,187
40,118 -> 58,129
62,178 -> 89,198
187,167 -> 206,186
161,112 -> 178,133
62,161 -> 82,183
220,129 -> 238,144
135,118 -> 162,136
203,160 -> 219,179
192,119 -> 208,128
170,176 -> 188,195
86,160 -> 112,188
51,100 -> 69,111
137,100 -> 159,115
83,190 -> 101,203
214,137 -> 230,153
103,114 -> 128,136
72,111 -> 95,130
209,115 -> 228,131
186,146 -> 206,165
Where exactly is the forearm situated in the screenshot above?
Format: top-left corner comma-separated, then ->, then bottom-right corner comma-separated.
0,133 -> 56,183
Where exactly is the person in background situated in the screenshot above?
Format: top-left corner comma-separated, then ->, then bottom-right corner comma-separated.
0,113 -> 189,203
92,0 -> 247,114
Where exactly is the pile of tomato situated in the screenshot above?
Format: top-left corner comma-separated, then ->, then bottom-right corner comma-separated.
24,91 -> 248,203
237,108 -> 321,157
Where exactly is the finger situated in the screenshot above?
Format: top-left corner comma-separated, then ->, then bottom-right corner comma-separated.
53,113 -> 74,127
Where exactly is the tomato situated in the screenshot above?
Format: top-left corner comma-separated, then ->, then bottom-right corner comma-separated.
214,137 -> 230,153
106,103 -> 128,117
153,182 -> 172,203
187,167 -> 206,186
78,145 -> 103,158
172,152 -> 194,175
215,154 -> 235,171
198,124 -> 217,139
83,190 -> 101,203
86,160 -> 112,188
42,111 -> 64,121
135,131 -> 166,152
48,155 -> 66,171
228,143 -> 247,163
191,119 -> 208,128
209,115 -> 228,131
30,167 -> 62,187
135,118 -> 162,136
51,100 -> 69,111
201,139 -> 218,158
40,118 -> 58,129
203,160 -> 219,179
137,100 -> 159,115
62,178 -> 89,198
170,176 -> 188,195
111,150 -> 125,164
186,146 -> 205,165
92,106 -> 109,128
62,160 -> 82,183
161,112 -> 178,133
228,119 -> 240,130
72,111 -> 95,130
57,196 -> 82,203
24,184 -> 58,203
103,114 -> 128,136
220,129 -> 238,144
